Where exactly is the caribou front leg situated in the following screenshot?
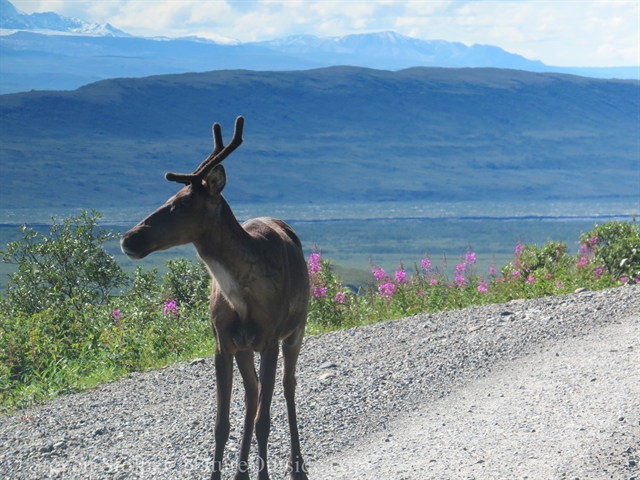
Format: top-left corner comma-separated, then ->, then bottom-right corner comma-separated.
212,350 -> 233,480
234,350 -> 259,480
282,327 -> 308,480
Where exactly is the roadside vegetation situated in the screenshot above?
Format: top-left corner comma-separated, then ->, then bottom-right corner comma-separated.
1,210 -> 638,414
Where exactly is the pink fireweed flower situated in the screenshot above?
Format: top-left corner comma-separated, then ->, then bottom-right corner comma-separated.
113,309 -> 121,321
512,270 -> 521,278
590,236 -> 598,247
556,281 -> 564,289
395,263 -> 407,284
580,244 -> 588,256
421,254 -> 432,273
514,239 -> 524,267
417,289 -> 426,296
546,272 -> 552,279
515,240 -> 524,256
620,276 -> 628,284
312,287 -> 327,298
490,254 -> 497,276
465,245 -> 476,265
372,266 -> 387,282
164,299 -> 178,316
577,256 -> 588,268
334,291 -> 346,304
635,276 -> 640,284
526,276 -> 535,284
595,266 -> 603,278
477,279 -> 488,293
379,282 -> 395,297
454,262 -> 466,286
308,250 -> 322,274
430,279 -> 438,286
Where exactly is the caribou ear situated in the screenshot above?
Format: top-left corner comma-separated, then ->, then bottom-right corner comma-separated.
203,164 -> 226,196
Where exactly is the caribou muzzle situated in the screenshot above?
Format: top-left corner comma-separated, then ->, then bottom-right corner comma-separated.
120,225 -> 155,260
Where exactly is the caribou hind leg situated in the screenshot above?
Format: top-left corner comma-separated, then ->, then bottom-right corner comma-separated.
234,350 -> 259,480
212,350 -> 233,480
282,325 -> 308,480
255,341 -> 279,480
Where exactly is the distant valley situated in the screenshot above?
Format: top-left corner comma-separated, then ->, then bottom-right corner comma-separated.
1,67 -> 638,217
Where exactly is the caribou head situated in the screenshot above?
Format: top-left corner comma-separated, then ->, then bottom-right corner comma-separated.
120,116 -> 244,260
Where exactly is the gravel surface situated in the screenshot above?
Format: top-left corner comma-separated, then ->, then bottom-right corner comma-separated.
1,285 -> 638,480
315,313 -> 639,479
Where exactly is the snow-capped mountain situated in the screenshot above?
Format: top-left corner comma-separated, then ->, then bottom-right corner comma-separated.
250,31 -> 546,70
0,0 -> 129,37
254,31 -> 465,56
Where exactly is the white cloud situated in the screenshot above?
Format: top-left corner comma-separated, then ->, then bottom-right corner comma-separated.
9,0 -> 640,66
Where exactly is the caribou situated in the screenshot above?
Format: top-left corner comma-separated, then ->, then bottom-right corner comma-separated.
120,117 -> 310,480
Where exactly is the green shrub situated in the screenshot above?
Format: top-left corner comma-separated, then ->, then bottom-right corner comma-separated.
0,210 -> 127,315
162,258 -> 210,310
584,220 -> 640,283
0,213 -> 214,413
307,250 -> 351,329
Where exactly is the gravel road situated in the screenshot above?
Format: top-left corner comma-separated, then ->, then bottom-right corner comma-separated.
1,285 -> 638,480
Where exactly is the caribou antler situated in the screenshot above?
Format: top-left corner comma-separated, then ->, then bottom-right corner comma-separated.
165,116 -> 244,185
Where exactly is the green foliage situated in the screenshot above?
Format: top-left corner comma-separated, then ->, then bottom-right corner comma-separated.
307,253 -> 350,329
519,240 -> 571,274
0,215 -> 213,413
0,210 -> 127,316
584,220 -> 640,283
1,213 -> 637,413
306,220 -> 637,333
0,296 -> 214,413
161,258 -> 210,311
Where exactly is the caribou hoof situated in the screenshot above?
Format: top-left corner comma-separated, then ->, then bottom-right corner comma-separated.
288,456 -> 308,480
289,471 -> 309,480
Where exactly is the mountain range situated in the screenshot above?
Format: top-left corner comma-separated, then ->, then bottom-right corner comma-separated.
1,0 -> 638,95
1,67 -> 637,213
0,0 -> 128,37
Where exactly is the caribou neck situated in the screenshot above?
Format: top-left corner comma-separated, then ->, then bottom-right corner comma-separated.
194,197 -> 253,312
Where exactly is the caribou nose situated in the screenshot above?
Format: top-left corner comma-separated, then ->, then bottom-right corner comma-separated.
120,235 -> 134,257
120,228 -> 148,260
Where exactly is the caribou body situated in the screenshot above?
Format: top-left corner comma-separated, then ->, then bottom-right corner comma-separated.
121,117 -> 310,480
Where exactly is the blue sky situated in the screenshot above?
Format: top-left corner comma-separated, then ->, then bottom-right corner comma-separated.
11,0 -> 640,67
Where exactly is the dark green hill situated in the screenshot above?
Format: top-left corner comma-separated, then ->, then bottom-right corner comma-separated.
1,66 -> 638,211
